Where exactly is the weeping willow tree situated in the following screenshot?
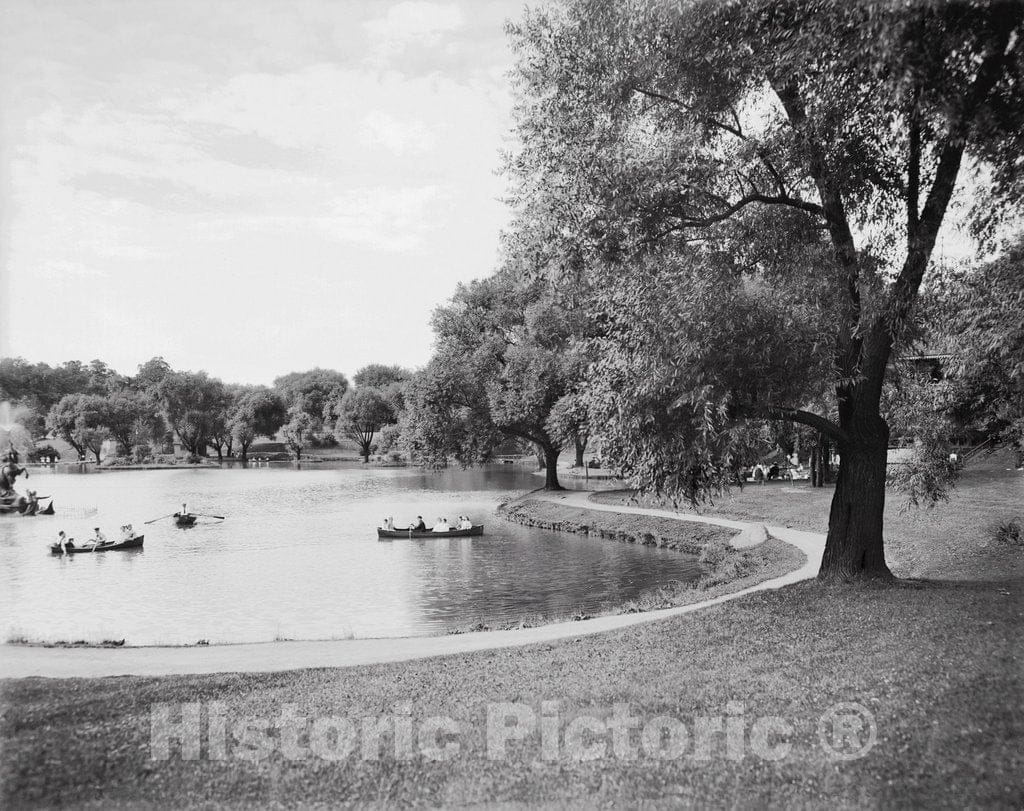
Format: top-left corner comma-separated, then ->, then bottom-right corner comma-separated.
506,0 -> 1024,579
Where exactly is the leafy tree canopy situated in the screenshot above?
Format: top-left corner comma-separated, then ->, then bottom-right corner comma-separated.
156,371 -> 230,456
333,387 -> 397,462
942,234 -> 1024,453
404,270 -> 589,488
505,0 -> 1024,578
273,368 -> 349,423
353,364 -> 412,389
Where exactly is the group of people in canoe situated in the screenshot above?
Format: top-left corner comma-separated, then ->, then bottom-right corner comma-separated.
382,515 -> 474,532
54,524 -> 137,554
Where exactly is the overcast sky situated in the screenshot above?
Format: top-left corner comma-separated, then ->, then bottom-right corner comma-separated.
0,0 -> 525,385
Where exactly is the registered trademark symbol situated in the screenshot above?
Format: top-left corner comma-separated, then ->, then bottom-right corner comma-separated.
817,702 -> 877,760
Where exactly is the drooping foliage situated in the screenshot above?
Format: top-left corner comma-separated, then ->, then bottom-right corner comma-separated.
155,371 -> 230,456
404,271 -> 589,489
943,235 -> 1024,457
332,387 -> 398,463
273,368 -> 350,425
505,0 -> 1024,578
230,387 -> 288,461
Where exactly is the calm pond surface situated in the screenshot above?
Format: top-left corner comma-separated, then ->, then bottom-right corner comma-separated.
0,464 -> 701,645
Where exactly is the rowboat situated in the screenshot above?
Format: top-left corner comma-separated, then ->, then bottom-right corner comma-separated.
377,525 -> 484,539
174,514 -> 197,528
49,535 -> 144,554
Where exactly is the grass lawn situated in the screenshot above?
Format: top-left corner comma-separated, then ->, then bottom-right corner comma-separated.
2,579 -> 1020,807
1,456 -> 1021,807
592,449 -> 1024,581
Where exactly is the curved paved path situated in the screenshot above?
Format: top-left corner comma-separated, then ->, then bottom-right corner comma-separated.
0,491 -> 825,679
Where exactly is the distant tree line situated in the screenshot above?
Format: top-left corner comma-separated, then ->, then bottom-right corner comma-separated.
0,357 -> 417,464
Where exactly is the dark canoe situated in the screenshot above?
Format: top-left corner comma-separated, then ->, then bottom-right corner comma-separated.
174,514 -> 198,527
50,535 -> 144,555
377,525 -> 484,539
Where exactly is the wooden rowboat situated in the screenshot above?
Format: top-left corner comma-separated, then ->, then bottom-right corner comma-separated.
50,535 -> 144,554
174,514 -> 197,527
377,525 -> 484,539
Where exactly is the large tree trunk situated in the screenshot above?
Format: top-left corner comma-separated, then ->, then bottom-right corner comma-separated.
541,442 -> 563,490
819,411 -> 892,581
574,434 -> 586,467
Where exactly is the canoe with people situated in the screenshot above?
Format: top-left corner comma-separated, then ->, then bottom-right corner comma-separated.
50,525 -> 144,555
377,514 -> 483,539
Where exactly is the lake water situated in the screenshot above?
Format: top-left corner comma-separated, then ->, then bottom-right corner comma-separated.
0,463 -> 701,645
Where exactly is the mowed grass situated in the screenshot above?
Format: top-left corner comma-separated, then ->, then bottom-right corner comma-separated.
1,579 -> 1021,807
1,455 -> 1021,807
592,449 -> 1024,580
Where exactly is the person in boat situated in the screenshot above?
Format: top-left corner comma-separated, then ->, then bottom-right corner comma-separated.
382,516 -> 395,531
56,530 -> 74,554
459,515 -> 473,530
89,527 -> 108,548
432,517 -> 449,533
23,489 -> 39,516
412,516 -> 427,531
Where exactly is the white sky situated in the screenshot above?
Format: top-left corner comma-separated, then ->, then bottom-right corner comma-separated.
0,0 -> 523,385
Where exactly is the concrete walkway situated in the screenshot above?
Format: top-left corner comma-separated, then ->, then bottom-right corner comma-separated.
0,492 -> 825,679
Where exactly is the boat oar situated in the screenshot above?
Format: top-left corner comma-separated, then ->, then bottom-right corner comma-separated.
144,513 -> 176,525
194,513 -> 225,520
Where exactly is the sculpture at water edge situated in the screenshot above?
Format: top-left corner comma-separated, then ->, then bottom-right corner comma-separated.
0,401 -> 35,514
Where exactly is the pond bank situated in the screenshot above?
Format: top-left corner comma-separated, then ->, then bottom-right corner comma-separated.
0,494 -> 821,678
493,492 -> 804,623
3,487 -> 1019,807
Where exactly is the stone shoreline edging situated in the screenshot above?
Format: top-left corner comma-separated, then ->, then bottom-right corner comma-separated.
0,492 -> 825,680
498,499 -> 733,554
